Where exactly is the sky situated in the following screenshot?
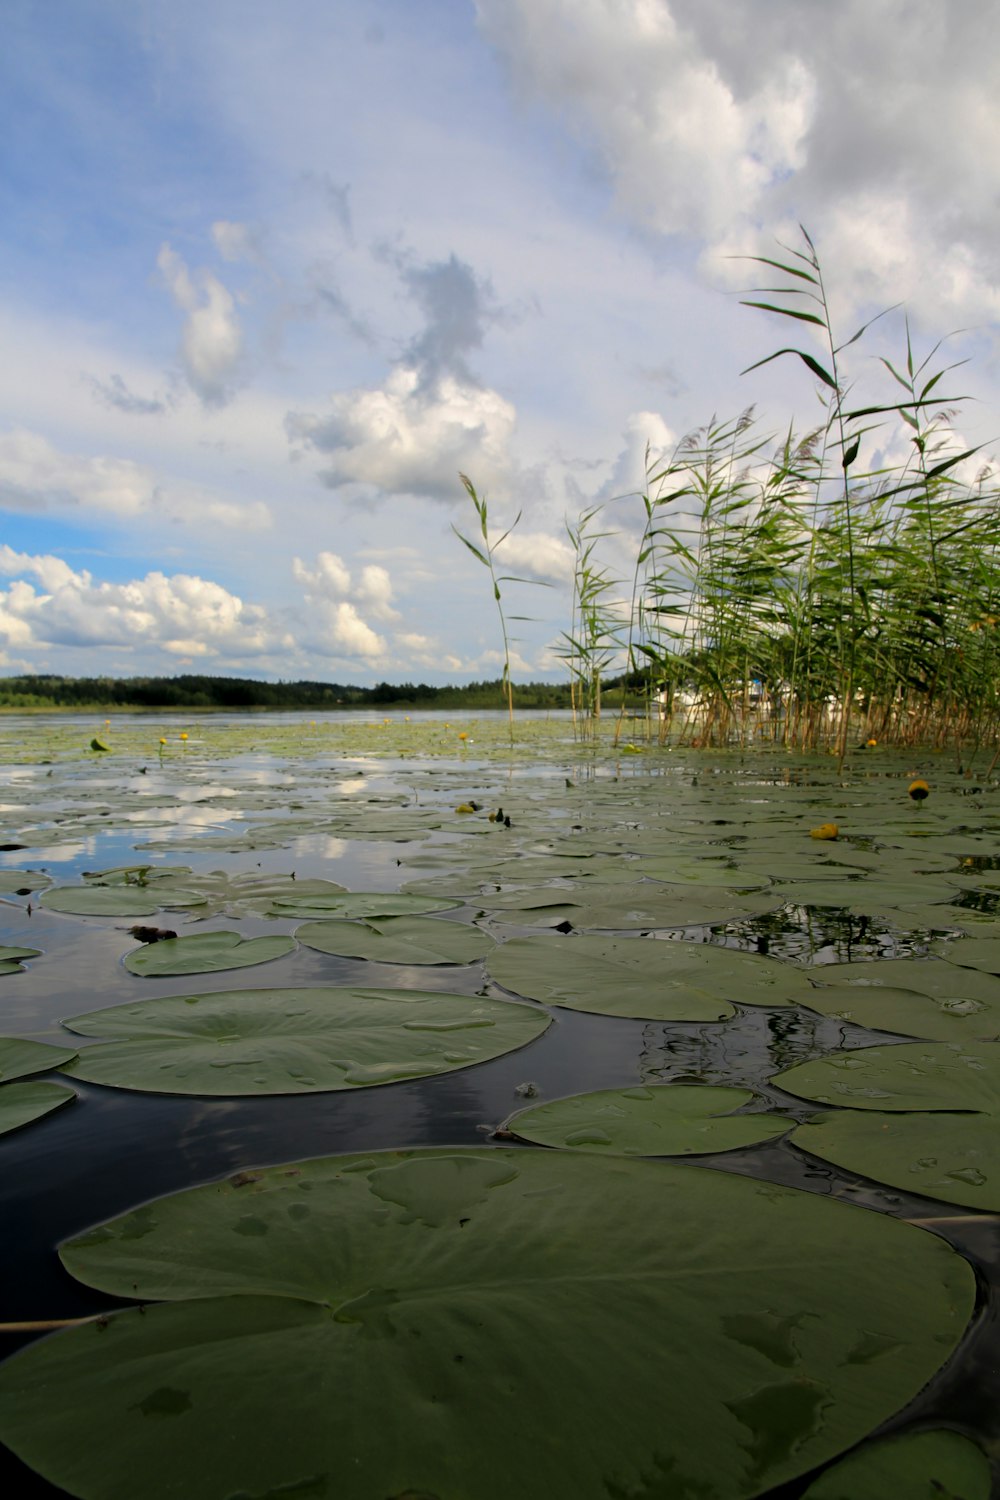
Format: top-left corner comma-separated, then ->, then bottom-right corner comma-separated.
2,0 -> 999,686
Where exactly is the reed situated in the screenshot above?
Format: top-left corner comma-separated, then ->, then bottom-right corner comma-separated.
457,230 -> 1000,756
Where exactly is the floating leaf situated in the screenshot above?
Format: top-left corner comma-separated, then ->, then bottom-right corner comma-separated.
41,886 -> 204,917
0,1149 -> 974,1500
505,1084 -> 789,1156
60,986 -> 546,1094
0,870 -> 50,894
816,957 -> 1000,1008
0,1035 -> 78,1081
482,884 -> 779,931
931,935 -> 1000,974
774,1041 -> 1000,1113
157,871 -> 349,922
800,1429 -> 991,1500
0,945 -> 42,975
487,933 -> 815,1019
295,915 -> 494,965
0,1080 -> 75,1137
124,931 -> 295,977
791,1109 -> 1000,1210
271,891 -> 460,920
803,982 -> 1000,1042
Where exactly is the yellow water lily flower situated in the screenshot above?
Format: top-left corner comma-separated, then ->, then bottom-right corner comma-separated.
908,779 -> 930,801
809,822 -> 839,840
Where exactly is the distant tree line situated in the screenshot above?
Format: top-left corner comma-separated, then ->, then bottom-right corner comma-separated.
0,674 -> 589,711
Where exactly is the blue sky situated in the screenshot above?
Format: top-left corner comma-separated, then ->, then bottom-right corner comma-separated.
1,0 -> 998,684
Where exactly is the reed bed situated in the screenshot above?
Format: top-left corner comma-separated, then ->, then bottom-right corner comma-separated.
459,230 -> 1000,762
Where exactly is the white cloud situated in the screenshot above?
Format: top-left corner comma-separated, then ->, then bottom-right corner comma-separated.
288,366 -> 515,499
0,428 -> 270,532
475,0 -> 1000,326
291,551 -> 389,660
0,550 -> 277,659
157,243 -> 244,404
493,529 -> 575,584
287,251 -> 517,500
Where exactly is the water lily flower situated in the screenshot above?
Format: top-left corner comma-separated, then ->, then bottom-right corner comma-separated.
809,822 -> 839,840
908,779 -> 930,801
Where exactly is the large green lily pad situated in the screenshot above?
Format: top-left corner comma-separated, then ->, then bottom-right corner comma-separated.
295,915 -> 494,965
0,1080 -> 75,1136
931,935 -> 1000,974
41,886 -> 205,917
124,931 -> 296,977
487,933 -> 816,1019
0,870 -> 51,893
481,883 -> 779,930
0,1148 -> 974,1500
270,891 -> 461,919
0,945 -> 42,975
802,982 -> 1000,1042
791,1108 -> 1000,1210
60,986 -> 547,1094
0,1034 -> 79,1081
774,1041 -> 1000,1112
159,871 -> 349,921
505,1084 -> 790,1156
816,957 -> 1000,1007
800,1429 -> 991,1500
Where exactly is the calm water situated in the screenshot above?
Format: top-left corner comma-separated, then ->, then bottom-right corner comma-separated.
0,714 -> 997,1498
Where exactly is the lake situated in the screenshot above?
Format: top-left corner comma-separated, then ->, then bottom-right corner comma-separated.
0,711 -> 997,1498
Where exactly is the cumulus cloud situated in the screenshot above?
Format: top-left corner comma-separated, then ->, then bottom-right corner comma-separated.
288,367 -> 515,499
492,529 -> 576,584
158,243 -> 244,404
0,549 -> 279,659
474,0 -> 1000,325
287,252 -> 516,500
0,429 -> 270,531
291,551 -> 392,660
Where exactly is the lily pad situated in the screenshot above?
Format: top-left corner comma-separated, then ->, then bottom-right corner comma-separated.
791,1108 -> 1000,1211
481,884 -> 779,930
0,945 -> 42,975
0,1080 -> 75,1136
0,1148 -> 974,1500
815,957 -> 1000,1008
931,935 -> 1000,974
0,1035 -> 79,1081
0,870 -> 50,893
41,886 -> 205,917
271,891 -> 461,920
505,1084 -> 790,1156
802,982 -> 1000,1042
60,986 -> 547,1094
295,915 -> 494,965
158,871 -> 349,922
124,931 -> 296,977
800,1429 -> 991,1500
773,1041 -> 1000,1113
487,933 -> 816,1019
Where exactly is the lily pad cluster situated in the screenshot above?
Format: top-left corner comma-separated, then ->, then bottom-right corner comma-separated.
0,1035 -> 77,1136
776,1040 -> 1000,1209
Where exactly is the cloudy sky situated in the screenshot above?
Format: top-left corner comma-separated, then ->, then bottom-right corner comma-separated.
2,0 -> 998,685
